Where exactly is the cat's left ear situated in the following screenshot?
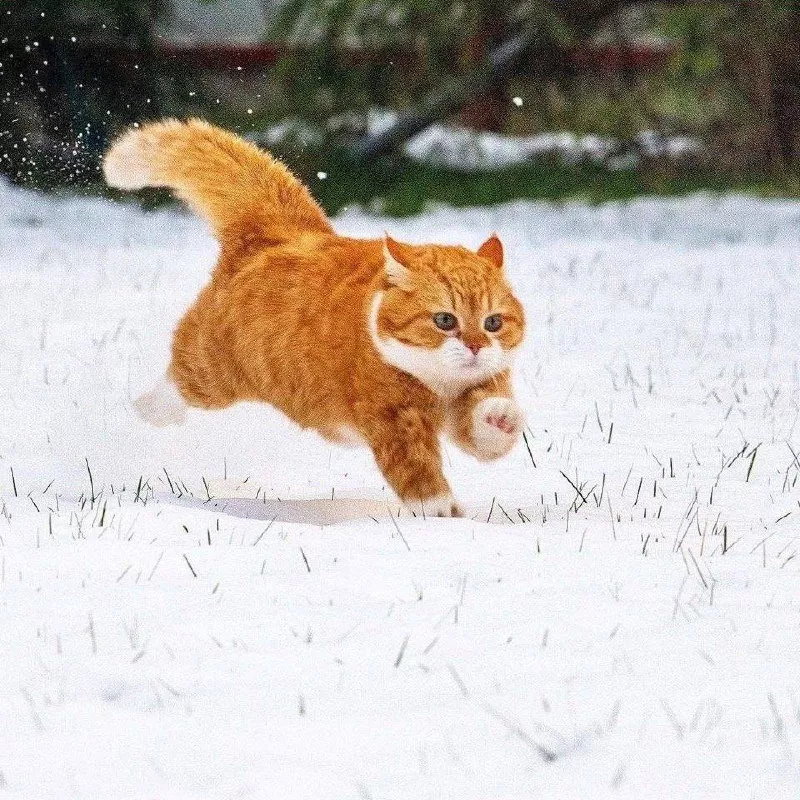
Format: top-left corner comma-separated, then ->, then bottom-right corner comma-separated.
383,234 -> 414,289
477,234 -> 504,270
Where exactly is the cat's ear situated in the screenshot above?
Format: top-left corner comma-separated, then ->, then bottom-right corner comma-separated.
383,234 -> 413,289
477,233 -> 504,270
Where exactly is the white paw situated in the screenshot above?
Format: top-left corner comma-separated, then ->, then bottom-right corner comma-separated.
405,493 -> 463,518
472,397 -> 523,460
134,376 -> 187,427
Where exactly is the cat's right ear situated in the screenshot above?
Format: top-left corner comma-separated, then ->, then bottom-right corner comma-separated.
383,234 -> 413,290
477,233 -> 504,270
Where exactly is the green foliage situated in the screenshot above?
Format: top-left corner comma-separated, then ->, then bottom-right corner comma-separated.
650,0 -> 799,173
654,6 -> 730,79
2,0 -> 798,196
307,157 -> 796,216
265,0 -> 562,140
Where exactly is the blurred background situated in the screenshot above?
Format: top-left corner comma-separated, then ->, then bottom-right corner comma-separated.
1,0 -> 798,215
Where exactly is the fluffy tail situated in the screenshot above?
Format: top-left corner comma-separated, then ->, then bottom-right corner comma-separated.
103,118 -> 333,244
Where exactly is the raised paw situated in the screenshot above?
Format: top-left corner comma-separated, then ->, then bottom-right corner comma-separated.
471,397 -> 524,461
405,493 -> 464,519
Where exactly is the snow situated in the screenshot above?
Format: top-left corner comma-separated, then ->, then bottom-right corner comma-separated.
401,125 -> 700,169
403,126 -> 614,169
263,110 -> 701,170
2,181 -> 800,798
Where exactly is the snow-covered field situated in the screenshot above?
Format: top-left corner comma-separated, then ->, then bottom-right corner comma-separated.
2,181 -> 800,799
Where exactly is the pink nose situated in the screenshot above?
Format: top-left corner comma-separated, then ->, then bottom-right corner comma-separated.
466,343 -> 481,355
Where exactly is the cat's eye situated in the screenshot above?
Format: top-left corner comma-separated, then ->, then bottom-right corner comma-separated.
433,312 -> 458,331
484,314 -> 503,332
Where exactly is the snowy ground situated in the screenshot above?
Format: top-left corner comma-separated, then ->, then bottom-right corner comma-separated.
2,181 -> 800,799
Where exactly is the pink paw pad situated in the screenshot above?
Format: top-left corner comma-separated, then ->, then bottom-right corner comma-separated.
485,414 -> 516,434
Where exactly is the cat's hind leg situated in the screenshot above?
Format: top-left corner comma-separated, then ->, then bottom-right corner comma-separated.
133,374 -> 187,427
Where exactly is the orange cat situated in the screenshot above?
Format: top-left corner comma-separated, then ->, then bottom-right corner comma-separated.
103,119 -> 525,516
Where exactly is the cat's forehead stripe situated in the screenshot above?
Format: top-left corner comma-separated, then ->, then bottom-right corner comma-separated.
445,276 -> 494,312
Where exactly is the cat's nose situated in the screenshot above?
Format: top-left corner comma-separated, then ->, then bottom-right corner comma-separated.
466,343 -> 482,355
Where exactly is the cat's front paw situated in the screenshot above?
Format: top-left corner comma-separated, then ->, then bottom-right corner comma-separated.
405,493 -> 464,518
472,397 -> 523,460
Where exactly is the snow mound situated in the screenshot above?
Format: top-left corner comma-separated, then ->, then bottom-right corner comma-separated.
263,110 -> 701,170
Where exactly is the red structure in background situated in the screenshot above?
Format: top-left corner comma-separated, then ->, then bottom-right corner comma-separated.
77,39 -> 676,135
567,43 -> 674,73
83,40 -> 675,74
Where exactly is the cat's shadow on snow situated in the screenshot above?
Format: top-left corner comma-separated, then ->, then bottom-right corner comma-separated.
161,493 -> 544,526
162,494 -> 398,526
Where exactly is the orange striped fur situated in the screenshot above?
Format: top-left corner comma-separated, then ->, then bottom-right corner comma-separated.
104,119 -> 525,515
